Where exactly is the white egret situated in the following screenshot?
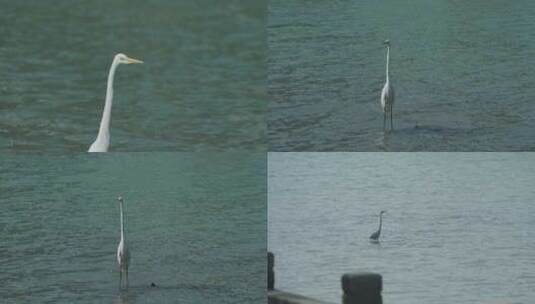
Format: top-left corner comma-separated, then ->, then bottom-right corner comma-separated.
88,53 -> 143,152
380,40 -> 395,131
117,196 -> 130,289
369,210 -> 386,242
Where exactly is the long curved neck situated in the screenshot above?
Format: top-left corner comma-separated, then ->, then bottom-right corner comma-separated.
378,213 -> 383,233
119,200 -> 125,241
96,59 -> 119,140
385,46 -> 390,83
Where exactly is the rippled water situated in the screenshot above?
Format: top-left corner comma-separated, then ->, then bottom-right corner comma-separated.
268,0 -> 535,151
0,1 -> 265,152
0,153 -> 266,303
268,153 -> 535,303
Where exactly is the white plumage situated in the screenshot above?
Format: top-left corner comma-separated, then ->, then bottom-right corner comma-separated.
117,196 -> 130,289
89,53 -> 143,152
380,40 -> 395,131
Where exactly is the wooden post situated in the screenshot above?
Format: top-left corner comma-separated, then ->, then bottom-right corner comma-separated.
267,253 -> 383,304
268,251 -> 275,290
341,272 -> 382,304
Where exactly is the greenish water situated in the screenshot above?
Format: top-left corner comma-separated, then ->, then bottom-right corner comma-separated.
0,1 -> 265,152
268,0 -> 535,151
0,153 -> 266,303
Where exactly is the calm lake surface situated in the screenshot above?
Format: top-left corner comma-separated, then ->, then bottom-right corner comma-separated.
268,153 -> 535,303
1,153 -> 266,303
268,0 -> 535,151
0,1 -> 265,152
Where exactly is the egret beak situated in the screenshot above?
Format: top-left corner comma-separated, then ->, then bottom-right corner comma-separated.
126,57 -> 143,64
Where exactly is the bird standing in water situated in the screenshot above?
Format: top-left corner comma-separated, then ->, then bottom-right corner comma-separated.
88,53 -> 143,152
380,40 -> 395,131
117,196 -> 130,289
370,210 -> 386,242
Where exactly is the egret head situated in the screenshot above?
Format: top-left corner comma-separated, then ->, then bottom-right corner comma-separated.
115,53 -> 143,65
380,210 -> 387,215
383,40 -> 390,46
117,196 -> 124,202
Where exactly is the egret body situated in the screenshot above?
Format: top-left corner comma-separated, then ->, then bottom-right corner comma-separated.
380,40 -> 395,131
369,210 -> 386,241
117,196 -> 130,289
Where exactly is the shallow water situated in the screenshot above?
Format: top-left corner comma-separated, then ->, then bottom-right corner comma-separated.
0,153 -> 266,303
268,0 -> 535,151
268,153 -> 535,303
0,0 -> 265,152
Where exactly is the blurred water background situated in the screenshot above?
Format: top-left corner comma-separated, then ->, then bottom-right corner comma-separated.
268,0 -> 535,151
269,153 -> 535,303
0,0 -> 265,151
1,153 -> 266,303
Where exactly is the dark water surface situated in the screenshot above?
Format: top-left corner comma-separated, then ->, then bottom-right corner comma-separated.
0,1 -> 266,152
1,153 -> 266,303
268,0 -> 535,151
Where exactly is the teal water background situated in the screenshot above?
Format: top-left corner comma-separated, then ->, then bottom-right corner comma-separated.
268,1 -> 535,151
1,153 -> 266,303
0,1 -> 265,152
269,153 -> 535,303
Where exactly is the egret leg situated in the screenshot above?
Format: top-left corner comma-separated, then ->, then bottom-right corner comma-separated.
119,270 -> 122,290
125,268 -> 129,288
383,111 -> 386,132
390,105 -> 393,131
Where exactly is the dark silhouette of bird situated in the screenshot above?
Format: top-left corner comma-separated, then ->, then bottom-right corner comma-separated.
370,210 -> 386,241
